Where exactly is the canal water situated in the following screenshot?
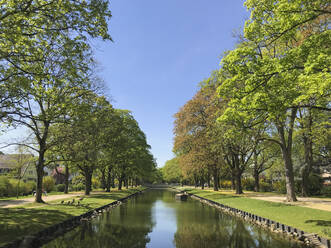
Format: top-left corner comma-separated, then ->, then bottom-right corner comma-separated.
43,189 -> 304,248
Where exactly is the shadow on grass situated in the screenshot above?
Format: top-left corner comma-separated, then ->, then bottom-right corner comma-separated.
305,220 -> 331,227
0,208 -> 74,246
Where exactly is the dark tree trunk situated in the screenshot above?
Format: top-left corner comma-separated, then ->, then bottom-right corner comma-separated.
84,170 -> 92,195
277,110 -> 297,202
194,175 -> 198,188
36,164 -> 44,203
213,166 -> 219,191
201,177 -> 205,189
106,167 -> 111,192
35,147 -> 47,203
111,175 -> 115,188
125,178 -> 129,189
118,176 -> 123,190
235,171 -> 243,194
254,169 -> 260,192
101,168 -> 106,190
231,170 -> 236,190
64,164 -> 69,194
207,173 -> 211,188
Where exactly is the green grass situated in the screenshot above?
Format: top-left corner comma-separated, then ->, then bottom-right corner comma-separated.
182,188 -> 331,239
0,187 -> 144,246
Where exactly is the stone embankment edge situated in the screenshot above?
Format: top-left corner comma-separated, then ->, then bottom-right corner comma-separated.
176,189 -> 330,248
1,189 -> 146,248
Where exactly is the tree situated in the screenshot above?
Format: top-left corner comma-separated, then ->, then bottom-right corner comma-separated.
0,0 -> 112,202
162,158 -> 182,184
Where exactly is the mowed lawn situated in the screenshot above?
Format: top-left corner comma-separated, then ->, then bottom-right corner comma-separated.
0,187 -> 144,247
182,188 -> 331,239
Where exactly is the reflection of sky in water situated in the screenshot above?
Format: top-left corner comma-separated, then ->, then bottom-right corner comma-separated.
147,200 -> 177,248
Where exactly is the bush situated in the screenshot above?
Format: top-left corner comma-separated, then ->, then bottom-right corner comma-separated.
0,177 -> 36,197
92,178 -> 100,189
307,174 -> 324,195
220,180 -> 232,189
242,178 -> 255,191
72,183 -> 85,191
56,184 -> 65,192
320,185 -> 331,197
260,181 -> 273,192
272,180 -> 286,194
43,176 -> 55,192
0,176 -> 13,197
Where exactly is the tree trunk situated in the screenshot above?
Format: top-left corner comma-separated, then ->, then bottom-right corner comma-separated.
125,178 -> 129,189
213,166 -> 219,191
35,149 -> 46,203
84,170 -> 92,195
207,172 -> 211,188
100,168 -> 106,190
118,176 -> 123,190
254,169 -> 260,192
282,149 -> 297,201
275,109 -> 297,202
106,167 -> 111,192
235,172 -> 243,194
64,164 -> 69,194
201,177 -> 205,189
231,171 -> 236,190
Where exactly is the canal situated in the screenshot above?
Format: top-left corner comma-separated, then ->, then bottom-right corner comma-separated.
43,189 -> 304,248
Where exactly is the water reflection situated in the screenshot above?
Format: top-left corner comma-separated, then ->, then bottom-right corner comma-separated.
44,189 -> 304,248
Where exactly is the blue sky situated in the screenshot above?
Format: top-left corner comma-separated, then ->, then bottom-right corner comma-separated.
1,1 -> 248,167
93,1 -> 249,167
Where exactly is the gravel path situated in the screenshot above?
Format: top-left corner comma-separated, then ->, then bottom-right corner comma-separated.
0,193 -> 83,208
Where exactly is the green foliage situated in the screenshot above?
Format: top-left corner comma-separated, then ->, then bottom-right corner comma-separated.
272,180 -> 287,194
220,180 -> 232,189
56,184 -> 65,192
162,158 -> 182,183
242,178 -> 255,191
92,178 -> 100,189
0,176 -> 36,197
43,176 -> 55,192
0,176 -> 13,197
320,186 -> 331,197
260,181 -> 273,192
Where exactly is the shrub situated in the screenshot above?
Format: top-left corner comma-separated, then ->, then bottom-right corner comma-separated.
242,178 -> 255,191
72,183 -> 85,191
220,180 -> 232,189
43,176 -> 55,192
272,180 -> 286,194
56,184 -> 65,192
92,178 -> 100,189
320,186 -> 331,197
0,177 -> 36,197
260,181 -> 273,192
0,176 -> 12,197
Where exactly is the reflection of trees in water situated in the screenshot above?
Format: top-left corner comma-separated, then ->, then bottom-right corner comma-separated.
44,191 -> 160,248
174,201 -> 304,248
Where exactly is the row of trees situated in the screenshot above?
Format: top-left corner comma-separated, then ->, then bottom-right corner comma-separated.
171,0 -> 330,201
0,0 -> 157,202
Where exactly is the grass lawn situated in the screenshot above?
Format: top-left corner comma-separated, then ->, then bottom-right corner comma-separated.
0,191 -> 84,202
181,187 -> 331,239
0,187 -> 144,247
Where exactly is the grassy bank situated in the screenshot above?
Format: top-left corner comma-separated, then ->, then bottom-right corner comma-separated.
181,188 -> 331,239
0,187 -> 144,247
